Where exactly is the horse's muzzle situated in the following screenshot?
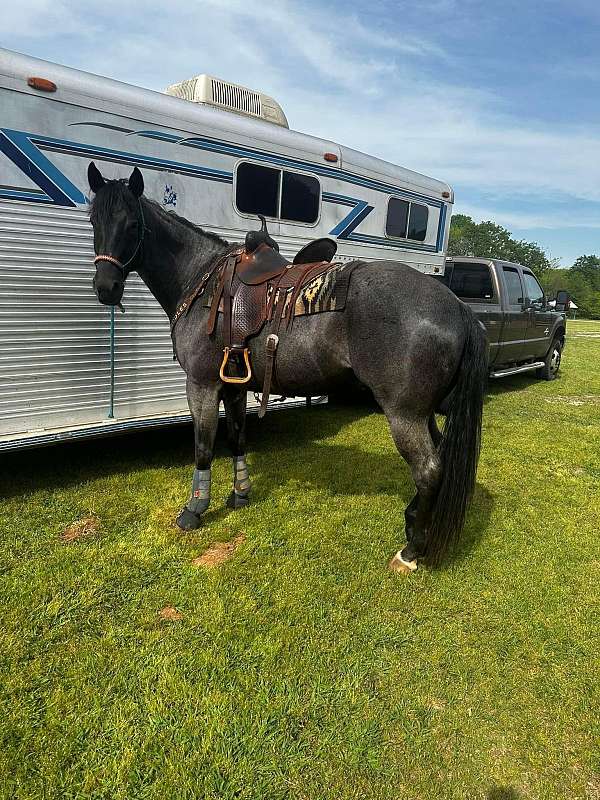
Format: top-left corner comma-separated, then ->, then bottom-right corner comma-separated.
93,262 -> 125,306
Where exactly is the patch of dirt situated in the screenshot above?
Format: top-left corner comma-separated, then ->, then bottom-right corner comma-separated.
61,516 -> 101,543
192,533 -> 246,567
428,698 -> 447,711
587,776 -> 600,800
544,395 -> 600,406
158,606 -> 183,622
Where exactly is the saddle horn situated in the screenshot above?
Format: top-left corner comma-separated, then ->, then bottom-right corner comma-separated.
245,214 -> 280,253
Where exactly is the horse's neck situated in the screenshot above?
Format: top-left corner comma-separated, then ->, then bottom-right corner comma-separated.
135,201 -> 227,318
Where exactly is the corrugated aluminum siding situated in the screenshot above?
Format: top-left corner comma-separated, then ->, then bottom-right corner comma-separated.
111,273 -> 187,418
0,199 -> 188,438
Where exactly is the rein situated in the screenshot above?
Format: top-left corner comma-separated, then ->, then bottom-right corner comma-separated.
93,198 -> 148,276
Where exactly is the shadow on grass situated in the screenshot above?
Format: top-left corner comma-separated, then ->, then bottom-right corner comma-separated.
250,439 -> 493,566
487,787 -> 521,800
1,369 -> 546,503
0,405 -> 364,499
1,403 -> 493,565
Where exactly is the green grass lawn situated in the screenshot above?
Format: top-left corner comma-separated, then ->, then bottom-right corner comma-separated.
1,320 -> 599,800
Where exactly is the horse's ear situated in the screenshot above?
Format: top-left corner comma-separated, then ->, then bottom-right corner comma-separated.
87,162 -> 105,193
128,167 -> 144,198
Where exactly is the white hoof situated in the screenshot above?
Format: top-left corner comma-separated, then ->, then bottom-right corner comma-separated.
388,550 -> 418,574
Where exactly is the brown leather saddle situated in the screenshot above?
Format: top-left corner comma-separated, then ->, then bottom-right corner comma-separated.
206,217 -> 338,415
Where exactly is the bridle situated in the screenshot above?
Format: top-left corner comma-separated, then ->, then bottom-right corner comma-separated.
93,196 -> 148,278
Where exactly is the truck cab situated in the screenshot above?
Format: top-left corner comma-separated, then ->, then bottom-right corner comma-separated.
442,257 -> 567,380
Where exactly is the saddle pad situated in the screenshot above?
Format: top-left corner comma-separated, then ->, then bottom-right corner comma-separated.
290,260 -> 361,317
202,259 -> 362,321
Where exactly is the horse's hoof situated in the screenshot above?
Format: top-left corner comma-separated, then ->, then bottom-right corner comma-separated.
226,491 -> 250,510
176,507 -> 203,530
388,550 -> 418,574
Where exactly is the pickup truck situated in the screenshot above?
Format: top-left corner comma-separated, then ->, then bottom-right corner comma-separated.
439,257 -> 568,380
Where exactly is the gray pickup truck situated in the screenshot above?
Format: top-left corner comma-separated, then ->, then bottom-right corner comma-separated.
439,257 -> 568,380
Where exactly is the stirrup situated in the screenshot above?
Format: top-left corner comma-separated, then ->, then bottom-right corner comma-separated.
220,347 -> 252,384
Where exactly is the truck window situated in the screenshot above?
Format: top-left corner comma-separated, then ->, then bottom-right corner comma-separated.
502,267 -> 524,306
522,271 -> 544,304
235,162 -> 320,224
449,263 -> 494,301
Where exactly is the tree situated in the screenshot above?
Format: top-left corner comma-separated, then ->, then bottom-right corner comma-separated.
448,214 -> 551,278
540,254 -> 600,319
571,255 -> 600,285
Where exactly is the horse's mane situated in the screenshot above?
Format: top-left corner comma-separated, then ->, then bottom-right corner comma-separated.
89,179 -> 228,248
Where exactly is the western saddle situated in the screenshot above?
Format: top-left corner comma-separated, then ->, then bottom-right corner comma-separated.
171,217 -> 338,417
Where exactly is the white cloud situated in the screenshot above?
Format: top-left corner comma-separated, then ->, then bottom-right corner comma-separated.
2,0 -> 600,231
454,202 -> 600,231
0,0 -> 95,39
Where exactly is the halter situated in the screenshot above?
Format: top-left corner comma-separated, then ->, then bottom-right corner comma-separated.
93,197 -> 147,275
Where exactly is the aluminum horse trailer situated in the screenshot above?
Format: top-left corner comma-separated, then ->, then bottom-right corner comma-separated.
0,48 -> 453,451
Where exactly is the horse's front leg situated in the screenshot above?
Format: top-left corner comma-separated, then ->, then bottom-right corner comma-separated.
176,379 -> 221,530
222,386 -> 251,510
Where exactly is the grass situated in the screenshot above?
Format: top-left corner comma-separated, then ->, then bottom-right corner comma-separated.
1,319 -> 599,800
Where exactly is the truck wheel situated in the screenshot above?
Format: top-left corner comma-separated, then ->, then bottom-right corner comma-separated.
537,337 -> 562,380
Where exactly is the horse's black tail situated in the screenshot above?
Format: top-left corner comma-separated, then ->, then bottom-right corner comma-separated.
425,304 -> 488,566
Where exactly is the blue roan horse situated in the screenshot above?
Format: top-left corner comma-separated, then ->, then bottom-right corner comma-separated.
87,164 -> 487,573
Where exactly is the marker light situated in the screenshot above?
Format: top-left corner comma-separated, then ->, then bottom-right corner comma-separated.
323,152 -> 338,163
27,77 -> 57,92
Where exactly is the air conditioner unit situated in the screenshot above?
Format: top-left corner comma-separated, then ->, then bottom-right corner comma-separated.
165,74 -> 288,128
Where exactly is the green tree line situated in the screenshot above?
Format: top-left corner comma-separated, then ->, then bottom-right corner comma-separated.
448,214 -> 600,318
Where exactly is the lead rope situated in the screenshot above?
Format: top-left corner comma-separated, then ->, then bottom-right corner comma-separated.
108,305 -> 115,419
93,198 -> 147,417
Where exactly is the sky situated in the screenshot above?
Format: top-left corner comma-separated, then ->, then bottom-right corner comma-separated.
2,0 -> 599,266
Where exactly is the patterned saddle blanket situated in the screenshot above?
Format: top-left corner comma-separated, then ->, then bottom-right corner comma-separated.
203,258 -> 359,322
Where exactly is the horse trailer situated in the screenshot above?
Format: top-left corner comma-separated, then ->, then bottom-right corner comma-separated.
0,48 -> 453,451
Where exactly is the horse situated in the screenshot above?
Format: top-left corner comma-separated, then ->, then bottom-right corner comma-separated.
87,163 -> 487,573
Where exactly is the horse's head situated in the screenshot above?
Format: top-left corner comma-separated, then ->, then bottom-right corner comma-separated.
88,162 -> 145,306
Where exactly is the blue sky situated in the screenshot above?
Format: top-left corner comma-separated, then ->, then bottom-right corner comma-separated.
2,0 -> 599,265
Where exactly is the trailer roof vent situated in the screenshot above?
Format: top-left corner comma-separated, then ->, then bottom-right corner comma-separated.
164,74 -> 288,128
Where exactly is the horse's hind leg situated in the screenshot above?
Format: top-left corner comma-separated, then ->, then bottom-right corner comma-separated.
177,379 -> 221,530
403,414 -> 442,550
222,386 -> 251,509
385,412 -> 441,574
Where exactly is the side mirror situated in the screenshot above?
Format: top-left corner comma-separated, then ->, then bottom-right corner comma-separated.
555,289 -> 570,312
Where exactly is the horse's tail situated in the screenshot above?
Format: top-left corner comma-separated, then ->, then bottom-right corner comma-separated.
425,303 -> 488,566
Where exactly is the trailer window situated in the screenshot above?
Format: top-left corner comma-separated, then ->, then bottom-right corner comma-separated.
408,203 -> 428,241
386,198 -> 429,241
236,163 -> 320,224
502,267 -> 524,306
236,163 -> 279,218
386,198 -> 409,238
449,263 -> 494,301
281,171 -> 320,223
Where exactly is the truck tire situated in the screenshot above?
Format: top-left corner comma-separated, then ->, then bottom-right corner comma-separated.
537,337 -> 563,380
